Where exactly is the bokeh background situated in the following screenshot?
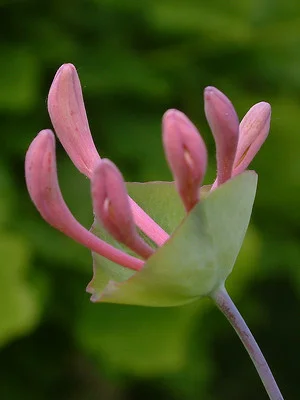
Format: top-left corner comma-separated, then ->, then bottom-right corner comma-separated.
0,0 -> 299,399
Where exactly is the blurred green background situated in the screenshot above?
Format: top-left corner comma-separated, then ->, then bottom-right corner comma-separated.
0,0 -> 299,399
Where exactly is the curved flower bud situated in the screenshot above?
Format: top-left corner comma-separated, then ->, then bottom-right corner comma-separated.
47,63 -> 168,246
47,63 -> 100,179
163,109 -> 207,212
92,159 -> 154,259
233,102 -> 271,175
25,130 -> 143,271
204,86 -> 239,185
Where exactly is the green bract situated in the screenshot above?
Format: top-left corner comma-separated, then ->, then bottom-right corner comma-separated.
87,171 -> 257,307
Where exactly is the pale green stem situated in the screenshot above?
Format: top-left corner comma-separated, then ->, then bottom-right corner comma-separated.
210,286 -> 284,400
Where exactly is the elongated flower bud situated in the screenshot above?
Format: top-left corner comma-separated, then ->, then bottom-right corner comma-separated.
47,63 -> 100,178
204,86 -> 239,185
234,102 -> 271,175
92,159 -> 154,259
25,130 -> 143,271
163,109 -> 207,212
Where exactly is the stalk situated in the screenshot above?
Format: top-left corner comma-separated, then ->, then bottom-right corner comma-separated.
210,286 -> 284,400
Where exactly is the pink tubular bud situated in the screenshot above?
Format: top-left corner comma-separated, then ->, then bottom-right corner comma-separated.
47,63 -> 100,179
47,64 -> 168,247
204,86 -> 239,185
25,130 -> 143,271
162,109 -> 207,212
92,159 -> 154,259
233,102 -> 271,175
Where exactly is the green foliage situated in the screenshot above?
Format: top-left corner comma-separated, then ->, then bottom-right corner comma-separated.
0,232 -> 39,346
75,301 -> 202,376
0,47 -> 40,112
0,0 -> 299,399
0,168 -> 41,347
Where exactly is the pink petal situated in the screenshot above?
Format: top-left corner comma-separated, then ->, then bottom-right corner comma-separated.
163,109 -> 207,212
47,64 -> 100,179
234,102 -> 271,175
92,159 -> 154,259
204,86 -> 239,185
25,130 -> 143,271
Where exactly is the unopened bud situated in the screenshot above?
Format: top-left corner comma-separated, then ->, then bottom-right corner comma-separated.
204,86 -> 239,185
163,109 -> 207,212
48,63 -> 100,178
92,159 -> 154,259
234,102 -> 271,175
25,130 -> 143,271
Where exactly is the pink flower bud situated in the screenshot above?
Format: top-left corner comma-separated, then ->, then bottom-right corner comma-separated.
163,109 -> 207,212
92,159 -> 154,259
47,63 -> 100,179
47,64 -> 168,246
204,86 -> 239,185
25,130 -> 143,271
233,102 -> 271,175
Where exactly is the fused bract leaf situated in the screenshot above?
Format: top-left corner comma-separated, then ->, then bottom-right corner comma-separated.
88,171 -> 257,307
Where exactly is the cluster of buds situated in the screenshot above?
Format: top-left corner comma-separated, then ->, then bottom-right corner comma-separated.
25,64 -> 271,275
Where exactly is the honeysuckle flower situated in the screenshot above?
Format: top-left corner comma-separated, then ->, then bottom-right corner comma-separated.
25,63 -> 285,400
47,64 -> 168,248
91,159 -> 154,259
233,101 -> 271,176
205,88 -> 271,190
25,63 -> 271,306
162,109 -> 207,212
204,86 -> 239,186
25,129 -> 144,271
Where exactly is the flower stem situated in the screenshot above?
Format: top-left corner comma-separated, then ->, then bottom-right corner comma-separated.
210,286 -> 284,400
